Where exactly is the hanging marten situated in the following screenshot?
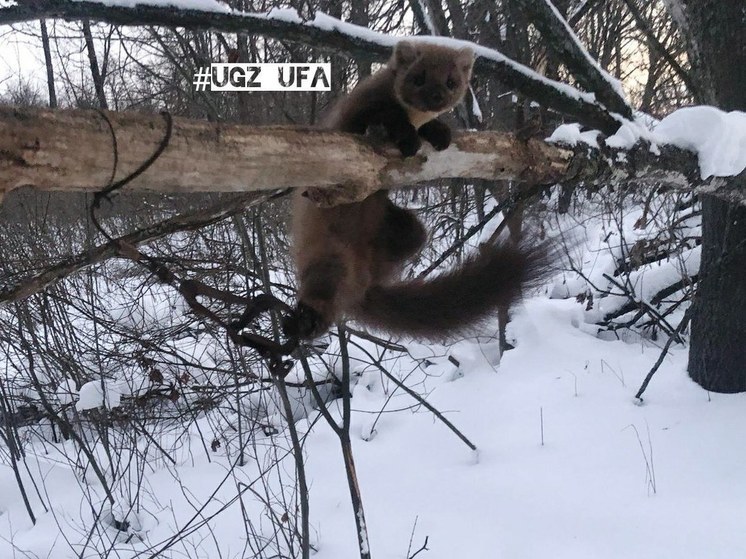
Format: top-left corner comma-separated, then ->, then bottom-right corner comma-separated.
285,41 -> 551,340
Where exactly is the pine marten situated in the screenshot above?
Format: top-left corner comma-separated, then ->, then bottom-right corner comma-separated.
285,41 -> 550,340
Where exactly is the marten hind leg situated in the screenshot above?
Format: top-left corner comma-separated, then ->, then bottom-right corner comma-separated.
286,254 -> 348,339
377,199 -> 427,263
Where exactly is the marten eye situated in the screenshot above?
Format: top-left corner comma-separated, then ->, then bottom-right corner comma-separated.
446,77 -> 458,90
413,72 -> 426,87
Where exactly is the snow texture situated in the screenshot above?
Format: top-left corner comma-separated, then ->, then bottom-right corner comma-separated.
655,107 -> 746,178
1,194 -> 739,559
76,379 -> 123,410
546,122 -> 600,147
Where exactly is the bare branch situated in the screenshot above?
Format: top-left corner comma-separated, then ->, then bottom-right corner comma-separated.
618,0 -> 700,100
513,0 -> 634,119
0,191 -> 280,305
0,0 -> 620,132
635,308 -> 692,400
568,0 -> 601,27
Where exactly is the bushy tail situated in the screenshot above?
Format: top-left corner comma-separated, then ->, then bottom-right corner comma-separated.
357,241 -> 554,339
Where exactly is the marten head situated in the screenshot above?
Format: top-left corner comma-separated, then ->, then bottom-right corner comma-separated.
390,41 -> 475,114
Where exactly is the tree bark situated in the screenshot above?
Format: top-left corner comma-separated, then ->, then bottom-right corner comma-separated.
39,19 -> 57,108
688,198 -> 746,392
686,0 -> 746,392
81,20 -> 108,109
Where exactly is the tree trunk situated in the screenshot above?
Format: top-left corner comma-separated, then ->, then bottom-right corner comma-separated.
82,19 -> 107,109
689,198 -> 746,392
686,0 -> 746,392
0,106 -> 741,206
349,0 -> 370,78
39,19 -> 57,108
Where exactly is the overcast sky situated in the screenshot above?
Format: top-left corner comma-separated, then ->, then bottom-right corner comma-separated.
1,21 -> 55,100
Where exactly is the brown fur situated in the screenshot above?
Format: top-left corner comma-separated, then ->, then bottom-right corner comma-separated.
287,41 -> 551,340
320,42 -> 474,155
359,242 -> 550,338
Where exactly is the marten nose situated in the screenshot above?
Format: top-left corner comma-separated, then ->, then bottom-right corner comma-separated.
429,91 -> 445,105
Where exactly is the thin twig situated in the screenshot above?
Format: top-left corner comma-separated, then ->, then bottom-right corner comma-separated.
350,338 -> 478,452
635,308 -> 691,401
337,325 -> 372,559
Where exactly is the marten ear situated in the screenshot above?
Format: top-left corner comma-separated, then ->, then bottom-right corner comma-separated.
456,47 -> 476,77
393,41 -> 419,68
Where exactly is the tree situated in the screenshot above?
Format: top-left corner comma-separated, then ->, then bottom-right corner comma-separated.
682,0 -> 746,392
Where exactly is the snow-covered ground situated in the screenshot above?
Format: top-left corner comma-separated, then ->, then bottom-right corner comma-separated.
303,302 -> 746,559
2,278 -> 745,558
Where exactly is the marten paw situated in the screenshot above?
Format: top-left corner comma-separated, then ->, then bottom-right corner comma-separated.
282,303 -> 329,340
397,134 -> 422,157
418,119 -> 451,151
427,128 -> 451,150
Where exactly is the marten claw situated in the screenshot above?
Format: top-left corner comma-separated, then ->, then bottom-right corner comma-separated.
428,134 -> 450,151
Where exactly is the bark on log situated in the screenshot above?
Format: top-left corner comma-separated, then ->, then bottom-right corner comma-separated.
0,106 -> 744,207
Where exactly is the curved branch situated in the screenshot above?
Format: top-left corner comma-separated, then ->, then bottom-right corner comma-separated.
0,190 -> 279,305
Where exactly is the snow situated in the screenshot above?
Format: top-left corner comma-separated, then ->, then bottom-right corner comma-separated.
470,88 -> 483,123
56,379 -> 78,405
655,107 -> 746,179
294,302 -> 746,559
567,0 -> 590,23
77,0 -> 230,11
605,118 -> 654,149
548,107 -> 746,179
48,0 -> 221,13
1,3 -> 744,557
76,380 -> 106,410
547,122 -> 600,148
76,379 -> 123,410
1,204 -> 743,558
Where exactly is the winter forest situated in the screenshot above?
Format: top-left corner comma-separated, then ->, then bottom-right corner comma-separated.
0,0 -> 744,557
